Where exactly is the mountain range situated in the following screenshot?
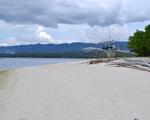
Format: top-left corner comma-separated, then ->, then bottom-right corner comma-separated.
0,41 -> 131,58
0,41 -> 128,53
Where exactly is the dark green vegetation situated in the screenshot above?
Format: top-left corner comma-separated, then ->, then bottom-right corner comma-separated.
128,24 -> 150,56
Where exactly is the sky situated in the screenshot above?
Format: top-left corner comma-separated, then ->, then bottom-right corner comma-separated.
0,0 -> 150,46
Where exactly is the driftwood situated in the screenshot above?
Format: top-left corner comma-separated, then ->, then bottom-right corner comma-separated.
89,58 -> 150,72
88,58 -> 118,64
109,59 -> 150,72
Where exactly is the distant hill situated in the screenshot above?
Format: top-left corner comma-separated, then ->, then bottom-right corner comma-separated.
0,41 -> 128,53
0,42 -> 100,53
0,41 -> 131,58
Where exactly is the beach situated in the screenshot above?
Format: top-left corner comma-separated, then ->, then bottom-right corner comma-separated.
0,60 -> 150,120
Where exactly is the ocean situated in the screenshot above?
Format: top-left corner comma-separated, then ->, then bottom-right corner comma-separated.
0,58 -> 82,70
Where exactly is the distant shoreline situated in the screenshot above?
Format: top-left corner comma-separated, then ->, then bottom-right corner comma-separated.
0,58 -> 84,71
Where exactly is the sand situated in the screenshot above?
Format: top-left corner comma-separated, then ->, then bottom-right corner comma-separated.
0,61 -> 150,120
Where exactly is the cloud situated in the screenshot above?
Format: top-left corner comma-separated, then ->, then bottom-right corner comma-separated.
36,26 -> 56,43
0,0 -> 150,27
0,21 -> 56,46
0,20 -> 150,46
0,0 -> 150,46
0,37 -> 18,46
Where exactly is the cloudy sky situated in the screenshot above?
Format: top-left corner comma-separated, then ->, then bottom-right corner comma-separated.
0,0 -> 150,46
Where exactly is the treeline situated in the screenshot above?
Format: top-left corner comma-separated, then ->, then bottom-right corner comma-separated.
0,52 -> 104,58
128,24 -> 150,56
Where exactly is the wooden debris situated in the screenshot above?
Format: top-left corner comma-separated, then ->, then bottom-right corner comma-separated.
88,57 -> 150,72
109,59 -> 150,72
88,58 -> 118,64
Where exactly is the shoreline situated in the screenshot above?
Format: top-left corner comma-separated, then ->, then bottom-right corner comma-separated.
0,57 -> 149,72
0,58 -> 85,71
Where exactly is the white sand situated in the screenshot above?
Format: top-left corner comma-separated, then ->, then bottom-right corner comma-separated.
0,61 -> 150,120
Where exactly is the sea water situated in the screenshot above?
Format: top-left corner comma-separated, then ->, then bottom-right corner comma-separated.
0,58 -> 82,70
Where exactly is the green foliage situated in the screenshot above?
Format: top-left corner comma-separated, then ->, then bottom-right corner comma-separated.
128,24 -> 150,56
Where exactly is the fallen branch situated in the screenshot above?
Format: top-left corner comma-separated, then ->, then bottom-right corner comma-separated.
88,58 -> 118,65
110,59 -> 150,72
